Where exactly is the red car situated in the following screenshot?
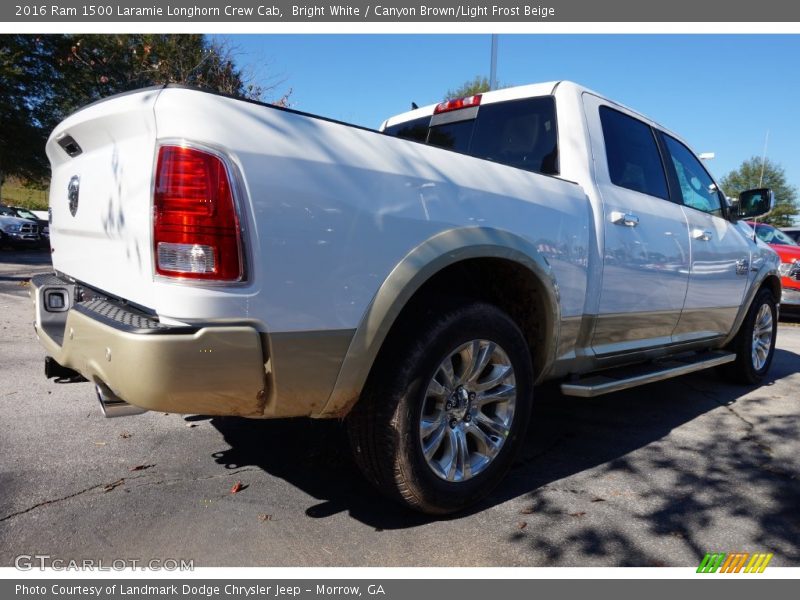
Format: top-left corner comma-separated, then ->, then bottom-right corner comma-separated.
747,221 -> 800,309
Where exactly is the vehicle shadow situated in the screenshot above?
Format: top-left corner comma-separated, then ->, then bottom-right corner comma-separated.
209,345 -> 800,563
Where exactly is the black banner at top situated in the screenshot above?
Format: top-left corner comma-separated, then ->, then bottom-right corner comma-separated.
2,0 -> 799,22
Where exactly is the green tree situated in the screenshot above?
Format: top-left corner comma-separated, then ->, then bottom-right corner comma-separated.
720,157 -> 799,227
47,35 -> 279,108
0,36 -> 53,194
0,34 -> 289,192
443,75 -> 501,101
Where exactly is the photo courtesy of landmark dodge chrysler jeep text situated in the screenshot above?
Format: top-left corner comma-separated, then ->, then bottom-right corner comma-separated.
31,81 -> 780,514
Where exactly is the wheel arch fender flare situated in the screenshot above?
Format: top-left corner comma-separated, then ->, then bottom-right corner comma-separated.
316,227 -> 562,418
723,266 -> 781,347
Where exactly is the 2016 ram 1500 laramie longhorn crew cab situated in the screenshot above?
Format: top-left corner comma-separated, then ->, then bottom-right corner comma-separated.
32,81 -> 780,514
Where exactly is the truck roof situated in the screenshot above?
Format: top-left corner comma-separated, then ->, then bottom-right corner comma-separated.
382,80 -> 665,131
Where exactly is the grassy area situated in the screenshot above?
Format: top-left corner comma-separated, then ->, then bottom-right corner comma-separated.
0,183 -> 49,210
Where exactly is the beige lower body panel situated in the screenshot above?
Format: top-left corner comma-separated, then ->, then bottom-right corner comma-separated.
34,292 -> 356,419
672,306 -> 740,342
37,309 -> 269,417
265,329 -> 354,418
591,310 -> 681,355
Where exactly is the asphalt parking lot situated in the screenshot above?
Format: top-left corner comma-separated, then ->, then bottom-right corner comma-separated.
1,249 -> 798,567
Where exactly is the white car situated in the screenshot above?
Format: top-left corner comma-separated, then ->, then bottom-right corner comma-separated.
31,82 -> 780,513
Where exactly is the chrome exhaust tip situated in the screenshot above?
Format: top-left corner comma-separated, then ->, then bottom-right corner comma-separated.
95,382 -> 146,418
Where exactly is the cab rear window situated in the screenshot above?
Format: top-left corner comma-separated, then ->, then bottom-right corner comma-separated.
386,117 -> 429,143
384,96 -> 559,176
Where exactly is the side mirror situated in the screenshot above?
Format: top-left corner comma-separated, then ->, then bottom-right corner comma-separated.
737,188 -> 774,219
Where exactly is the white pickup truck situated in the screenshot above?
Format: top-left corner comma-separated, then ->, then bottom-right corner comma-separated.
32,81 -> 780,514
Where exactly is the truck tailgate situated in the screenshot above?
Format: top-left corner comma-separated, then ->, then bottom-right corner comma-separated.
46,88 -> 160,308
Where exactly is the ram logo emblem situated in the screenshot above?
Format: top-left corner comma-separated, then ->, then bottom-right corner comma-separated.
67,175 -> 80,217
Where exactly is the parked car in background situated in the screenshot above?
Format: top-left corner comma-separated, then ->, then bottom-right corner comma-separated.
746,221 -> 800,310
11,206 -> 50,247
1,205 -> 49,247
0,211 -> 41,248
780,226 -> 800,244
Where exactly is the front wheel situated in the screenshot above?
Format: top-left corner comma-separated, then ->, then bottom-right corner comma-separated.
347,302 -> 533,514
723,288 -> 778,384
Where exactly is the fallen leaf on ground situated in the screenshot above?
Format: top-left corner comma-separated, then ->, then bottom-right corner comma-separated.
230,481 -> 244,494
129,464 -> 155,472
103,479 -> 124,493
520,507 -> 535,514
517,521 -> 528,530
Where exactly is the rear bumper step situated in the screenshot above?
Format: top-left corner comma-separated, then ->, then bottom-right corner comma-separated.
560,351 -> 736,398
31,273 -> 269,417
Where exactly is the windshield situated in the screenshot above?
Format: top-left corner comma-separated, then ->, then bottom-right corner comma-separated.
755,223 -> 799,246
14,208 -> 36,220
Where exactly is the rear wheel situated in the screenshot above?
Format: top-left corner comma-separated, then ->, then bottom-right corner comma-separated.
347,302 -> 533,514
722,288 -> 777,384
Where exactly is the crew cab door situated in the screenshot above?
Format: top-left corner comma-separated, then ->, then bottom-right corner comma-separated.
583,94 -> 691,356
657,132 -> 750,340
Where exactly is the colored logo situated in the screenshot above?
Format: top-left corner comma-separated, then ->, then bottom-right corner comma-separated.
697,552 -> 773,573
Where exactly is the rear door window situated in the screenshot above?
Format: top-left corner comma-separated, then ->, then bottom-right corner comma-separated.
384,96 -> 559,175
599,106 -> 669,200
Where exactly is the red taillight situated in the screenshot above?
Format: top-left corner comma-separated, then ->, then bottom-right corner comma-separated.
433,94 -> 482,114
153,145 -> 243,281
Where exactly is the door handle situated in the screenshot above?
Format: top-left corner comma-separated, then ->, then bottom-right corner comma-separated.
692,229 -> 713,241
611,211 -> 639,227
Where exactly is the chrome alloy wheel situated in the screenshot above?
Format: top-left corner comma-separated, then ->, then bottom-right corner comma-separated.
751,302 -> 774,371
419,340 -> 517,482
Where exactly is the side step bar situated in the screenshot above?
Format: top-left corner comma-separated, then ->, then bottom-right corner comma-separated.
561,351 -> 736,398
